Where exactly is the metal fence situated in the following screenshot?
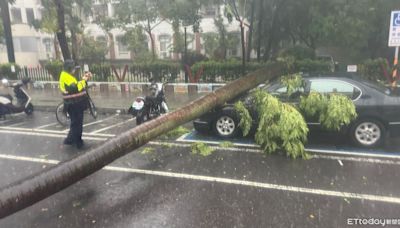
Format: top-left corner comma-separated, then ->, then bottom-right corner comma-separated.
17,67 -> 53,81
17,65 -> 186,83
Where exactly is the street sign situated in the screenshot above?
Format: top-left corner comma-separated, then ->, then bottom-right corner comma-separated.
347,65 -> 357,72
389,10 -> 400,47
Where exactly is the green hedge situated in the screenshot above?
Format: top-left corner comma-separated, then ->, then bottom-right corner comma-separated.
90,64 -> 111,82
191,59 -> 331,82
44,60 -> 63,81
358,58 -> 387,82
131,60 -> 181,82
0,63 -> 21,80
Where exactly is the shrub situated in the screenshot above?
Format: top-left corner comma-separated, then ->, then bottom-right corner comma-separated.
90,63 -> 111,82
0,63 -> 21,80
191,59 -> 331,83
131,60 -> 181,82
358,58 -> 387,83
44,60 -> 63,81
278,46 -> 316,60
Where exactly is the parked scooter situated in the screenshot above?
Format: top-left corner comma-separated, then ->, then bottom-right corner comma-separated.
128,81 -> 169,125
0,78 -> 33,118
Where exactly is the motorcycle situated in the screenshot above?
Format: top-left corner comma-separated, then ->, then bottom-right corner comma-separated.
0,78 -> 33,118
128,82 -> 169,125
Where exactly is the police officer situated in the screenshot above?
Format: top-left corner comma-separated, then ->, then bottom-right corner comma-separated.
59,60 -> 92,149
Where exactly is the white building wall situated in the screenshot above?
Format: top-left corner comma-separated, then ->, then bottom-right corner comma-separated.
0,0 -> 55,66
1,1 -> 244,65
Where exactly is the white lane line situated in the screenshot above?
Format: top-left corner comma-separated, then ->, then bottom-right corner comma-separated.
176,133 -> 259,148
61,114 -> 119,133
1,128 -> 399,165
177,133 -> 400,159
0,130 -> 107,141
7,122 -> 27,127
35,123 -> 58,129
149,141 -> 400,165
0,119 -> 13,125
0,126 -> 114,137
89,117 -> 135,134
306,148 -> 400,160
1,153 -> 400,205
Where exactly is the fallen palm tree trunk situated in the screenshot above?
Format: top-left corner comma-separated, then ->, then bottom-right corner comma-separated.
0,63 -> 283,219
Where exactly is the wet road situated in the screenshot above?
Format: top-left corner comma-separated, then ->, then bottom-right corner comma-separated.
0,112 -> 400,227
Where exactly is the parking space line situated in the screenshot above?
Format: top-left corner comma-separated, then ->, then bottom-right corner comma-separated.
0,126 -> 65,134
0,130 -> 107,141
177,132 -> 400,160
62,114 -> 119,133
176,133 -> 259,148
35,123 -> 58,129
0,126 -> 115,137
0,119 -> 13,125
149,141 -> 400,165
89,117 -> 135,134
1,153 -> 400,205
306,148 -> 400,159
7,122 -> 27,127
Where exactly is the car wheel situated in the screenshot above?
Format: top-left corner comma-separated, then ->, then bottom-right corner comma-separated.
213,109 -> 239,138
350,119 -> 385,148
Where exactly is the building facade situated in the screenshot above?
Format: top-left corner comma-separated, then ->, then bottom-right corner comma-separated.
0,0 -> 245,66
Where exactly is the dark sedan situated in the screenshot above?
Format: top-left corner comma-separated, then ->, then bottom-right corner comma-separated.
193,75 -> 400,148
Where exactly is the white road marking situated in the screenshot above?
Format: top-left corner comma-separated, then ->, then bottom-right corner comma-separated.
0,126 -> 114,137
61,114 -> 119,133
7,122 -> 27,127
1,127 -> 400,165
176,133 -> 259,148
90,117 -> 135,134
0,119 -> 13,125
177,133 -> 400,159
0,153 -> 400,205
35,123 -> 58,129
338,160 -> 343,166
149,141 -> 400,165
0,130 -> 107,141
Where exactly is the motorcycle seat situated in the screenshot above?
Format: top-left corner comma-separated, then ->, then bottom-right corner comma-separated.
0,94 -> 12,101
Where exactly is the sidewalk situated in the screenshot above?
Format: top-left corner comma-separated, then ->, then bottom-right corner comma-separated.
28,87 -> 204,114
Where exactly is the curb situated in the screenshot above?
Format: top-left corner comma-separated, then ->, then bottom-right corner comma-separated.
29,81 -> 225,95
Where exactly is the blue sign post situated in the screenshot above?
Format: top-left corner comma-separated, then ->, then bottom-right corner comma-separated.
389,11 -> 400,88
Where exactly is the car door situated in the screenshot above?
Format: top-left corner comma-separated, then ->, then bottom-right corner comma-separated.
267,83 -> 305,104
307,79 -> 362,131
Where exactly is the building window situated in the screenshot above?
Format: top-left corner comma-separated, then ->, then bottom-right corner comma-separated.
96,36 -> 107,42
116,35 -> 128,54
43,38 -> 52,53
13,37 -> 38,52
11,8 -> 22,24
159,34 -> 171,59
93,4 -> 108,21
26,8 -> 35,25
202,5 -> 217,17
20,37 -> 38,52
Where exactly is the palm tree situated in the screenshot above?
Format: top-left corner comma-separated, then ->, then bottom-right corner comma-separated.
0,0 -> 16,63
0,64 -> 283,218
